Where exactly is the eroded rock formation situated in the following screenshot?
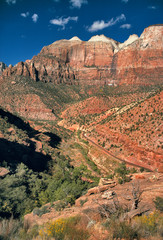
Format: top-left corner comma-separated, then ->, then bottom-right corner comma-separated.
1,25 -> 163,85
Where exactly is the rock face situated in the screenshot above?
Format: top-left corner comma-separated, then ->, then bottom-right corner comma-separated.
1,25 -> 163,85
0,62 -> 7,75
0,93 -> 56,121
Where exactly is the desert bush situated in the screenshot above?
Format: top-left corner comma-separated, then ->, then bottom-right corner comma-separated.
80,198 -> 88,207
33,206 -> 50,217
110,221 -> 140,240
134,211 -> 163,238
39,218 -> 66,240
130,168 -> 137,173
107,174 -> 114,179
115,163 -> 130,184
54,200 -> 67,211
140,167 -> 144,172
154,196 -> 163,212
39,216 -> 89,240
18,224 -> 39,240
0,217 -> 22,240
81,138 -> 89,145
118,177 -> 124,184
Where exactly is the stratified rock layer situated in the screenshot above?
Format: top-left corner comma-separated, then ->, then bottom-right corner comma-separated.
0,93 -> 56,121
1,25 -> 163,85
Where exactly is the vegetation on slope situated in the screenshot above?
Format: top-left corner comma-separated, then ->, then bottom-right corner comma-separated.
0,109 -> 96,219
0,78 -> 162,239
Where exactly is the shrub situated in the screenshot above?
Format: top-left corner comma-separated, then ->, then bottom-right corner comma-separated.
134,211 -> 163,238
107,220 -> 140,240
107,174 -> 114,179
118,177 -> 123,184
39,216 -> 89,240
0,217 -> 23,240
154,197 -> 163,212
54,200 -> 67,211
33,206 -> 50,217
81,139 -> 89,145
140,167 -> 144,172
130,168 -> 137,174
107,163 -> 131,184
40,218 -> 66,240
80,198 -> 88,207
19,224 -> 39,240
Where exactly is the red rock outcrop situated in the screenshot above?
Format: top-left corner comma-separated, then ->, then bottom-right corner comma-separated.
24,172 -> 163,228
1,25 -> 163,85
0,167 -> 9,177
115,25 -> 163,85
0,93 -> 56,121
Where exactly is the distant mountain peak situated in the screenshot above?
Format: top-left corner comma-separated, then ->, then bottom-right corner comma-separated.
69,36 -> 82,41
118,34 -> 139,50
88,34 -> 112,43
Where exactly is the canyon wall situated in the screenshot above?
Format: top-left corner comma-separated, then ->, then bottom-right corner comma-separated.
1,25 -> 163,85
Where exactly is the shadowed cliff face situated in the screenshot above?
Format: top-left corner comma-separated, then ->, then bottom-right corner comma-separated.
1,25 -> 163,86
0,109 -> 61,172
0,138 -> 51,171
0,108 -> 38,138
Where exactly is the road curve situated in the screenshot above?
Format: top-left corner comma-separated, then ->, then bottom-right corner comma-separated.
83,133 -> 153,172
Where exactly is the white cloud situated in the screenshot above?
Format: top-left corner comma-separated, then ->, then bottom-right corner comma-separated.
32,14 -> 39,23
87,14 -> 126,32
70,0 -> 88,9
121,0 -> 129,3
148,6 -> 156,10
6,0 -> 16,4
50,16 -> 78,29
120,23 -> 131,29
21,12 -> 29,18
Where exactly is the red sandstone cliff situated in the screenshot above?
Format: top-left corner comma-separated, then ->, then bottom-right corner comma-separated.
1,25 -> 163,85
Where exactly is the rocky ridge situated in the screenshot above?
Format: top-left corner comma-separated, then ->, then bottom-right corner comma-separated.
1,25 -> 163,85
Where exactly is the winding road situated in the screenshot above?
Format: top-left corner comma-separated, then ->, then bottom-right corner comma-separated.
83,133 -> 153,172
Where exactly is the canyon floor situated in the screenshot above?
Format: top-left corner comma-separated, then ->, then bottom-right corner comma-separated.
0,83 -> 162,240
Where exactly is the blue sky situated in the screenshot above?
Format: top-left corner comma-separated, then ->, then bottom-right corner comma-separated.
0,0 -> 163,66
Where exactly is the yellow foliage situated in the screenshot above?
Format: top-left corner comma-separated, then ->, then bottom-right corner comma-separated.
39,218 -> 67,239
38,216 -> 89,240
134,211 -> 163,234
